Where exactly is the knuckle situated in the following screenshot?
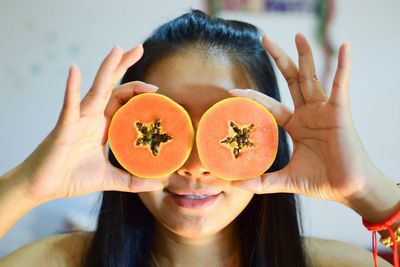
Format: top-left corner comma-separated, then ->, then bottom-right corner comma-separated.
88,87 -> 111,101
298,72 -> 318,85
63,101 -> 80,112
297,73 -> 309,84
102,62 -> 116,74
285,75 -> 298,87
332,81 -> 344,90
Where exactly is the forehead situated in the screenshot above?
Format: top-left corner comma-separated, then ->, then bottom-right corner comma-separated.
142,49 -> 252,123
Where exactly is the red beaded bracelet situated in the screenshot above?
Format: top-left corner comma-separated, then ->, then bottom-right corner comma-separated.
363,207 -> 400,267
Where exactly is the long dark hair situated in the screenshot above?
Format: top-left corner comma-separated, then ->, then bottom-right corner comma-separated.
83,10 -> 308,267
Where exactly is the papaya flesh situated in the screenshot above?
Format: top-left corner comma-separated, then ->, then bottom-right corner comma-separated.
108,93 -> 194,178
196,97 -> 279,180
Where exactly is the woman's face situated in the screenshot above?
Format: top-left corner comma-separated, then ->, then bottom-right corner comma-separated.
138,48 -> 254,240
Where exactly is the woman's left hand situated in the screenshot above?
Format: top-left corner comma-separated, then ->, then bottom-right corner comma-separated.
230,33 -> 399,220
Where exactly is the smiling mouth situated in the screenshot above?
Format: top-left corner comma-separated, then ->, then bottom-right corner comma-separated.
164,189 -> 222,209
178,194 -> 212,199
164,188 -> 222,196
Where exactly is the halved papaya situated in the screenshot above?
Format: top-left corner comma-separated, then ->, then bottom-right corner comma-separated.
196,97 -> 278,180
108,93 -> 194,178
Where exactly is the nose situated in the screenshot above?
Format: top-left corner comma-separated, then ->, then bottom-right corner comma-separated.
176,141 -> 211,178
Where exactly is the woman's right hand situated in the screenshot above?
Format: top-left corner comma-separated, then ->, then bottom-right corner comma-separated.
13,45 -> 164,203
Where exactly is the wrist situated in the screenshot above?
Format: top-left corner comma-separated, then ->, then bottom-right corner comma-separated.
379,221 -> 400,239
344,171 -> 400,224
0,165 -> 48,207
0,165 -> 47,238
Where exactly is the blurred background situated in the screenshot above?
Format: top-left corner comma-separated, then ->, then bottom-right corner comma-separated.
0,0 -> 399,262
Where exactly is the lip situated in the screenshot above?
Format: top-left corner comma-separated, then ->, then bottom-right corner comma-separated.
165,189 -> 222,209
166,189 -> 222,195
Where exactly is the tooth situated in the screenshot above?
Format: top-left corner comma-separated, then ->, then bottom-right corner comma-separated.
183,194 -> 210,199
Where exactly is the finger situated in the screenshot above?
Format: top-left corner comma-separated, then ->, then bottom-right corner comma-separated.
104,81 -> 159,122
229,89 -> 293,130
80,45 -> 124,116
111,44 -> 144,86
101,166 -> 164,193
102,81 -> 159,145
262,35 -> 305,108
295,33 -> 327,103
232,170 -> 292,194
59,64 -> 81,125
329,42 -> 351,108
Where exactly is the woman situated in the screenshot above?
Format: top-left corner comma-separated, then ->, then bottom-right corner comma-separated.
0,10 -> 398,267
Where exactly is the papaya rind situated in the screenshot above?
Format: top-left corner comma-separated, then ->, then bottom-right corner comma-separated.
108,93 -> 194,178
196,96 -> 279,181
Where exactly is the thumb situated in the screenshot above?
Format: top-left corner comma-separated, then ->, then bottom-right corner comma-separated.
101,166 -> 165,193
232,169 -> 291,194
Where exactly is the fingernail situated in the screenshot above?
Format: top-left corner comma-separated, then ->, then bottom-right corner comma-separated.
158,182 -> 165,190
345,41 -> 351,52
69,62 -> 75,72
229,89 -> 247,96
112,45 -> 122,52
147,87 -> 158,92
152,182 -> 164,191
233,179 -> 254,187
142,81 -> 159,91
232,177 -> 262,192
134,81 -> 159,92
140,181 -> 164,192
147,84 -> 159,90
134,43 -> 143,51
144,84 -> 159,92
232,179 -> 256,191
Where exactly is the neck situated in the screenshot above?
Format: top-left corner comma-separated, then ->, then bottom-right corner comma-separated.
152,221 -> 241,267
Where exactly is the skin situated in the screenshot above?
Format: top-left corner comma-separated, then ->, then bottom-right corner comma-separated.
0,34 -> 398,266
138,50 -> 254,266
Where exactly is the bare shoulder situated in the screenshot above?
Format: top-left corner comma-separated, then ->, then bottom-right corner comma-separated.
0,231 -> 93,267
303,236 -> 392,267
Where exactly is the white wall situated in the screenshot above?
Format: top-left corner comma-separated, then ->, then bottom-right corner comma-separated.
1,0 -> 399,257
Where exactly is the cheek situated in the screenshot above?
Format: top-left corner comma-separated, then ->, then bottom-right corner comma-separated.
138,188 -> 254,238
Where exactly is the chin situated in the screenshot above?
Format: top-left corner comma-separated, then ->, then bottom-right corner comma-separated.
159,212 -> 230,239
